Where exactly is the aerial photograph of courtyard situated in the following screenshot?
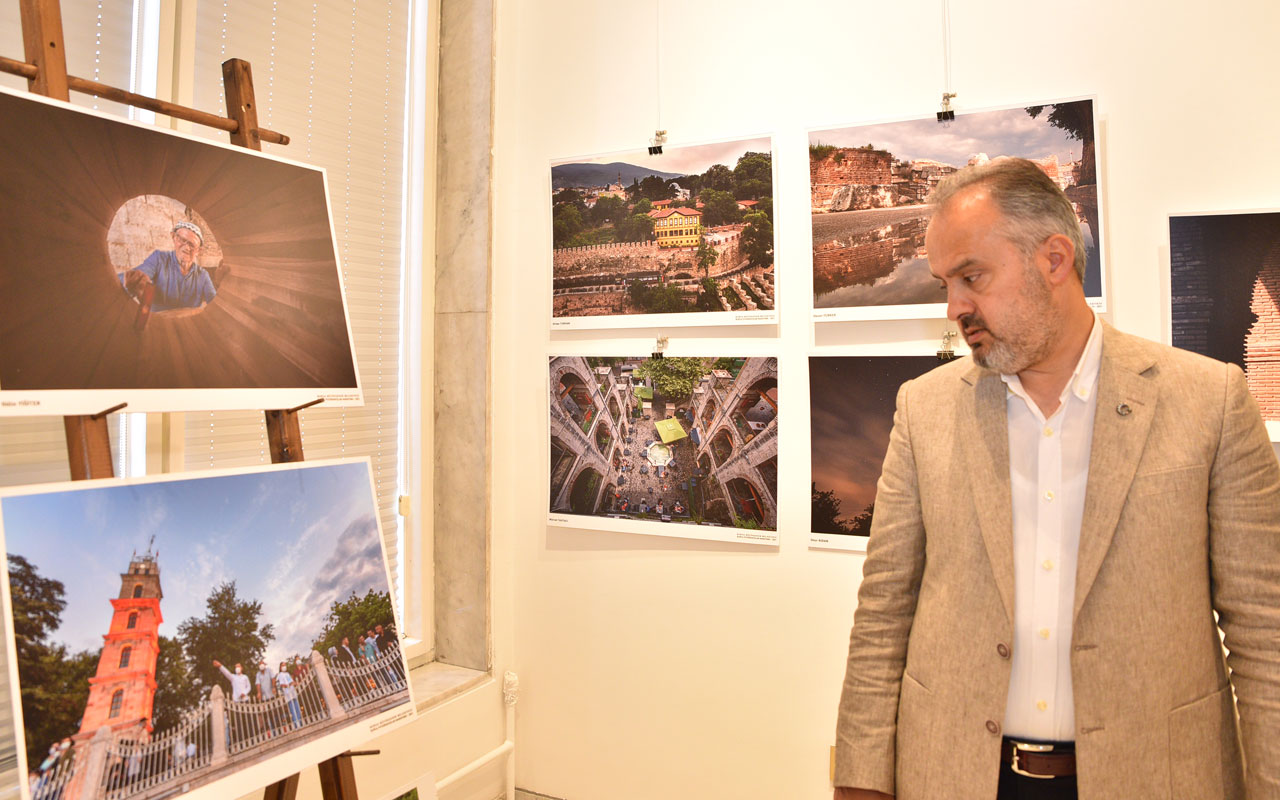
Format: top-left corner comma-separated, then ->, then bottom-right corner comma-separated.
550,138 -> 774,322
549,356 -> 778,539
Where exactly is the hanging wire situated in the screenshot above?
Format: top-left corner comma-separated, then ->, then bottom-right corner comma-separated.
941,0 -> 953,95
655,0 -> 662,132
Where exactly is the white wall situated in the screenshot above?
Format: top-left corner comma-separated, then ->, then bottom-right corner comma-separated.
493,1 -> 1280,798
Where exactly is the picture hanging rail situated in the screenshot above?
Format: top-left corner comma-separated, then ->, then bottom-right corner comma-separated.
0,458 -> 415,800
548,354 -> 778,545
809,96 -> 1106,323
0,85 -> 363,416
548,135 -> 777,331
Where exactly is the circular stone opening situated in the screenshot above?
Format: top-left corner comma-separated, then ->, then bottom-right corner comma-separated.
108,195 -> 224,321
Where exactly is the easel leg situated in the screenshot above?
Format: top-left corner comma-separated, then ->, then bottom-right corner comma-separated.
317,754 -> 358,800
263,772 -> 299,800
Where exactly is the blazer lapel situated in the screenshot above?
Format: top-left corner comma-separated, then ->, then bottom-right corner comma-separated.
1074,325 -> 1158,620
961,363 -> 1015,625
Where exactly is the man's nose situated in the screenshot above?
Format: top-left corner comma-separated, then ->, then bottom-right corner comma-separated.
946,290 -> 972,322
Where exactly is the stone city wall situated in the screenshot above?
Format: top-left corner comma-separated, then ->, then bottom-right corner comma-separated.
1245,245 -> 1280,419
813,238 -> 897,287
810,149 -> 894,213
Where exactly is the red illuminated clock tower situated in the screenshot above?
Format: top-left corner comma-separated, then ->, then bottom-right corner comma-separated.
74,542 -> 163,742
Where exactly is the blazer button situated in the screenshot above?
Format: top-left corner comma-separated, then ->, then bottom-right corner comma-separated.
986,720 -> 1001,735
996,643 -> 1010,658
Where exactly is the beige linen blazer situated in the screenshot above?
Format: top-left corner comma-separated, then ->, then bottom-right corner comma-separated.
834,323 -> 1280,800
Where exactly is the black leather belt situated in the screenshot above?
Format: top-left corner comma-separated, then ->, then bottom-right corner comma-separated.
1001,738 -> 1076,779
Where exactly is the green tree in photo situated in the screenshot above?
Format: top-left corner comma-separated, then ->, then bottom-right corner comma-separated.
552,188 -> 586,211
700,189 -> 741,227
696,239 -> 718,277
312,589 -> 395,654
732,151 -> 772,200
811,484 -> 850,535
21,646 -> 98,766
590,194 -> 627,225
634,357 -> 708,399
696,277 -> 722,311
637,175 -> 676,202
6,554 -> 101,765
177,581 -> 275,699
552,204 -> 585,248
627,280 -> 693,314
615,212 -> 655,243
700,163 -> 734,193
741,211 -> 774,268
151,636 -> 200,731
632,198 -> 653,216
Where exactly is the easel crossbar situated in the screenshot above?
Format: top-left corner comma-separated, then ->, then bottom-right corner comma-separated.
0,54 -> 290,145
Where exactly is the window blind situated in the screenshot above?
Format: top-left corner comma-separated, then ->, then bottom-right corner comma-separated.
185,0 -> 410,598
0,2 -> 136,492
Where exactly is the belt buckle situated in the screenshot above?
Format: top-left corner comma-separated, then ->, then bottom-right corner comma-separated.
1010,741 -> 1055,779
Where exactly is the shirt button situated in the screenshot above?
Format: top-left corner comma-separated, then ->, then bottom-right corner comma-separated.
996,643 -> 1010,658
1037,700 -> 1048,712
1043,426 -> 1053,437
1039,628 -> 1051,640
1044,490 -> 1055,502
1042,559 -> 1054,571
986,720 -> 1001,735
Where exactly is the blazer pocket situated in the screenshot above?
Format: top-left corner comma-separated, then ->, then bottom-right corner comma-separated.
1168,685 -> 1244,800
1130,464 -> 1205,498
896,672 -> 935,796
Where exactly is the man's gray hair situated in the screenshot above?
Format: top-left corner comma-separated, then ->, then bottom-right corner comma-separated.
928,157 -> 1087,282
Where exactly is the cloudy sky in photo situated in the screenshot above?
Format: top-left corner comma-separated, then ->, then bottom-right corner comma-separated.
0,460 -> 389,667
811,101 -> 1091,167
554,135 -> 772,178
809,356 -> 939,521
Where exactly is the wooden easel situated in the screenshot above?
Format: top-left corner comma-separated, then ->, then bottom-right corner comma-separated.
3,0 -> 375,796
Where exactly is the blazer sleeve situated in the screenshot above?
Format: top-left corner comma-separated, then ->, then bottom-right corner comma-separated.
833,379 -> 928,793
1208,363 -> 1280,797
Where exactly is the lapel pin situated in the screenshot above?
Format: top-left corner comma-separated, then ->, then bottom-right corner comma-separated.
1116,402 -> 1132,417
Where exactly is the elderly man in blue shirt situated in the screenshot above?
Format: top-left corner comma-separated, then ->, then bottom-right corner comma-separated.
121,221 -> 218,311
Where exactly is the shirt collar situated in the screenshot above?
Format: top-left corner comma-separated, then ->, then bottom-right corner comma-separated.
1000,311 -> 1103,410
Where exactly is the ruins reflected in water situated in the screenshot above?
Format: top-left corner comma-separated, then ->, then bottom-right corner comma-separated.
813,211 -> 943,308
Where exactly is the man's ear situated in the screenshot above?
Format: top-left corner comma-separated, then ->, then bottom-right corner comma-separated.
1042,233 -> 1076,286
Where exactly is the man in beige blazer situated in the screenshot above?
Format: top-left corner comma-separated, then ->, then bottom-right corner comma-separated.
833,159 -> 1280,800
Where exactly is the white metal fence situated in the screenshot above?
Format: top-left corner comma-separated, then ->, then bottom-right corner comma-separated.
25,648 -> 409,800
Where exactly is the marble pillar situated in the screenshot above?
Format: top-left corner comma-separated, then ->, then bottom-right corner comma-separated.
432,0 -> 493,671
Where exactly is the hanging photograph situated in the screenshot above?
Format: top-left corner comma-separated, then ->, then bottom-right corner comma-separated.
0,458 -> 414,800
548,356 -> 778,544
810,97 -> 1105,322
0,85 -> 362,416
549,137 -> 776,330
1169,210 -> 1280,440
810,355 -> 939,551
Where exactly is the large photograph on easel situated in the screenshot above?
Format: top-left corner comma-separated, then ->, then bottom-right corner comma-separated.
0,85 -> 362,416
0,459 -> 414,800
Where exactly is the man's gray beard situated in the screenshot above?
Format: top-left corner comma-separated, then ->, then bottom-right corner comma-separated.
967,264 -> 1057,375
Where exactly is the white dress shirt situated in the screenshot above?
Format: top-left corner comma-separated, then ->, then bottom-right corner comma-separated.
1000,313 -> 1102,741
